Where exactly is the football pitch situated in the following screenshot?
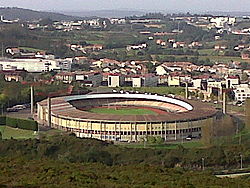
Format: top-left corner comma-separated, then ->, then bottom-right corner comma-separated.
88,107 -> 157,115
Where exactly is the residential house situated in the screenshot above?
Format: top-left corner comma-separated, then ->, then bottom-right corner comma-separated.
75,71 -> 102,87
132,74 -> 158,87
55,72 -> 75,84
108,74 -> 125,87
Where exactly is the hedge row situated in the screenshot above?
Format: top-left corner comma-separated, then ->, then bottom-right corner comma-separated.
0,116 -> 6,125
0,116 -> 38,131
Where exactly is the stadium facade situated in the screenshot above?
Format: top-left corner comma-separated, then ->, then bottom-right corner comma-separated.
37,93 -> 217,142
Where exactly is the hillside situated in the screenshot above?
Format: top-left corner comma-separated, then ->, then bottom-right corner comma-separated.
0,7 -> 81,21
61,9 -> 146,18
0,134 -> 250,187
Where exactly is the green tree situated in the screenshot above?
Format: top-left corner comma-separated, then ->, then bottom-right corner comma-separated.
241,72 -> 249,82
202,118 -> 214,145
246,99 -> 250,130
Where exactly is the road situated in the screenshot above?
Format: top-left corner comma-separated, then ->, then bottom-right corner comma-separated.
215,172 -> 250,178
5,108 -> 33,119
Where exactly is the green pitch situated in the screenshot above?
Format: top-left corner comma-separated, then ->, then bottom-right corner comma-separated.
88,107 -> 156,115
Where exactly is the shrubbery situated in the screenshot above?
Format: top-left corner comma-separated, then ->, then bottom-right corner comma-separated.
0,116 -> 6,125
0,116 -> 38,131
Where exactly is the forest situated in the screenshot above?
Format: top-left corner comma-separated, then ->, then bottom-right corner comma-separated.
0,133 -> 249,187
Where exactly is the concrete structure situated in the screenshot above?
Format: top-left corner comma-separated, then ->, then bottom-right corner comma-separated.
37,93 -> 217,142
168,76 -> 180,86
31,86 -> 34,116
132,74 -> 158,87
192,78 -> 202,89
55,72 -> 75,84
233,84 -> 250,102
210,17 -> 236,28
75,72 -> 102,87
2,71 -> 24,82
156,65 -> 167,75
226,76 -> 239,88
0,58 -> 71,72
108,75 -> 125,87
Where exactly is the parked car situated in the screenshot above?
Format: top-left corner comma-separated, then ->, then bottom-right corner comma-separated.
186,135 -> 193,141
7,108 -> 19,112
13,105 -> 26,110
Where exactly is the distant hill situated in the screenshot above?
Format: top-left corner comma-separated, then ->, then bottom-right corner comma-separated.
0,7 -> 81,21
61,9 -> 146,18
206,11 -> 250,17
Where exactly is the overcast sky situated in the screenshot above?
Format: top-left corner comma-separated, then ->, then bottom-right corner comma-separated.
1,0 -> 250,12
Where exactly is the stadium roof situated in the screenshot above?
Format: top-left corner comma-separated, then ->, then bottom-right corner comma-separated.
38,94 -> 217,123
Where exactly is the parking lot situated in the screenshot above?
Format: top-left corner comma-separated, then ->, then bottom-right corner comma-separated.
6,108 -> 33,119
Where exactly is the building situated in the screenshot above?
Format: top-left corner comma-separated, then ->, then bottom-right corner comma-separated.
1,70 -> 25,82
132,74 -> 158,87
168,76 -> 180,86
210,17 -> 236,28
156,65 -> 167,75
55,72 -> 75,84
37,93 -> 217,142
75,71 -> 102,87
242,54 -> 250,60
226,76 -> 239,88
0,58 -> 71,72
126,43 -> 147,51
108,74 -> 125,87
233,84 -> 250,102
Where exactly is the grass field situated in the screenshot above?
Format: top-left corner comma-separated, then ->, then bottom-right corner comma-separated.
19,47 -> 43,52
0,126 -> 37,139
88,107 -> 157,115
157,54 -> 250,63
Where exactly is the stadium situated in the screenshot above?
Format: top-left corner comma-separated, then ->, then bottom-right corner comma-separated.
37,93 -> 218,142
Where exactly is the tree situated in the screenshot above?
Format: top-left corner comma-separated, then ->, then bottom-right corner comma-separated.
245,99 -> 250,130
202,118 -> 214,145
147,136 -> 156,144
155,136 -> 164,144
39,18 -> 54,26
145,61 -> 155,73
241,72 -> 249,82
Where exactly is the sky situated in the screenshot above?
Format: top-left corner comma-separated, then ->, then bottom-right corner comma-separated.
1,0 -> 250,12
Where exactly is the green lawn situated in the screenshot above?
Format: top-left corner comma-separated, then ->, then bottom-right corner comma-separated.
158,54 -> 250,63
88,107 -> 156,115
198,49 -> 215,55
0,126 -> 37,139
19,47 -> 43,52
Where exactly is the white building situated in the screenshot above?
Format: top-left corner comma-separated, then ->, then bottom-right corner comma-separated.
132,74 -> 158,87
0,58 -> 71,72
233,84 -> 250,102
226,76 -> 239,88
108,75 -> 125,87
75,72 -> 102,87
210,17 -> 236,28
168,76 -> 180,87
156,65 -> 167,75
192,79 -> 202,89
